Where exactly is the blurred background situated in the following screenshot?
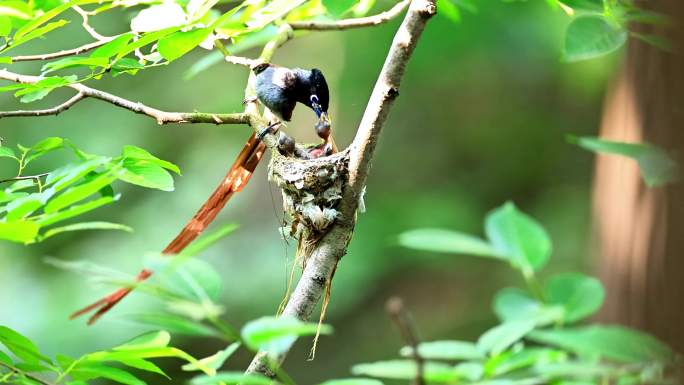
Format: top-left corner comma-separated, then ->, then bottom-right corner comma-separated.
2,0 -> 680,383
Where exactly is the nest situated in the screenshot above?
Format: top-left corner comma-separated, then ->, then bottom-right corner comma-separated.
268,149 -> 350,238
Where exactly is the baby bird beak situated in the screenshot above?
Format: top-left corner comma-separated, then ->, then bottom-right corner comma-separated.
315,111 -> 331,140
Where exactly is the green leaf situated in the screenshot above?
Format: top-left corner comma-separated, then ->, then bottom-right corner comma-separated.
528,325 -> 673,363
0,326 -> 50,364
13,75 -> 75,103
121,146 -> 180,174
0,15 -> 10,37
351,360 -> 460,383
5,193 -> 46,220
241,316 -> 332,355
0,221 -> 40,243
318,379 -> 384,385
70,362 -> 145,385
323,0 -> 356,17
563,15 -> 627,62
477,320 -> 536,356
90,33 -> 134,59
485,202 -> 552,272
558,0 -> 602,12
26,137 -> 64,163
158,27 -> 213,62
398,228 -> 503,259
114,26 -> 183,61
545,273 -> 604,323
113,331 -> 171,351
14,0 -> 96,40
41,56 -> 109,74
162,259 -> 223,302
570,136 -> 677,187
400,340 -> 484,361
45,156 -> 111,192
38,194 -> 119,227
180,223 -> 239,257
190,372 -> 272,385
41,222 -> 132,240
182,342 -> 240,371
0,350 -> 12,365
44,172 -> 117,213
127,313 -> 222,338
484,348 -> 566,377
111,58 -> 144,76
118,159 -> 174,191
0,146 -> 16,159
437,0 -> 460,23
493,288 -> 563,325
0,1 -> 32,19
4,19 -> 69,54
115,358 -> 167,378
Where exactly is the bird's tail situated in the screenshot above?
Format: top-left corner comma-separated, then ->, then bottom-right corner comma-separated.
71,133 -> 266,324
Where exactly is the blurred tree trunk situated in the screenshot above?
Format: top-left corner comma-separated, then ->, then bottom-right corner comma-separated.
593,1 -> 684,352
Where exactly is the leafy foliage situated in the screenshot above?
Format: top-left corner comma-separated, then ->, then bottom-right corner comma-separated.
0,327 -> 209,385
0,138 -> 179,244
393,202 -> 678,385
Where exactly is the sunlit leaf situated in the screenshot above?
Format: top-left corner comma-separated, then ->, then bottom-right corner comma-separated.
158,27 -> 213,61
0,326 -> 50,364
0,221 -> 40,243
437,0 -> 460,23
0,1 -> 32,19
41,221 -> 132,239
44,172 -> 117,213
41,57 -> 109,74
90,34 -> 134,59
0,146 -> 16,159
182,342 -> 240,371
121,145 -> 180,174
113,331 -> 171,351
563,15 -> 627,62
38,194 -> 120,227
70,362 -> 146,385
484,348 -> 566,377
323,0 -> 356,17
118,159 -> 174,191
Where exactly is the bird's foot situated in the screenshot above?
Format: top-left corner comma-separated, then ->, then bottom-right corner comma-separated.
257,121 -> 281,140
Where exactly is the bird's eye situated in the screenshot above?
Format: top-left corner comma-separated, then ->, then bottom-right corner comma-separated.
310,95 -> 319,104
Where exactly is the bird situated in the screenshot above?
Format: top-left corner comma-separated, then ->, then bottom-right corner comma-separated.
252,63 -> 335,150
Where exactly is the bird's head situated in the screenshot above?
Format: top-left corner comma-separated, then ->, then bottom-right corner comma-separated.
305,69 -> 331,139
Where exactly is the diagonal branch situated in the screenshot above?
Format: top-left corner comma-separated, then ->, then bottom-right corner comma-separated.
10,39 -> 112,62
245,0 -> 436,375
0,69 -> 250,125
290,0 -> 410,30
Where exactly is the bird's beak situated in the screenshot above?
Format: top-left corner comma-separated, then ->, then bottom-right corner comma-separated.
319,111 -> 330,127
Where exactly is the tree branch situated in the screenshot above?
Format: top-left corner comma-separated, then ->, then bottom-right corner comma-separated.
73,5 -> 112,41
0,70 -> 250,125
10,39 -> 112,62
245,0 -> 436,375
386,297 -> 424,385
290,0 -> 411,30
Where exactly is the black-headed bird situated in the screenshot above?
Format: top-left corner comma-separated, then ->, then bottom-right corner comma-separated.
253,63 -> 334,150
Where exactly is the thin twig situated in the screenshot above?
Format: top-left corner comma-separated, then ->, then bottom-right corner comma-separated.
0,173 -> 48,184
0,361 -> 54,385
73,5 -> 111,41
10,39 -> 112,62
0,69 -> 250,125
386,297 -> 424,385
0,93 -> 85,117
245,0 -> 436,376
290,0 -> 410,30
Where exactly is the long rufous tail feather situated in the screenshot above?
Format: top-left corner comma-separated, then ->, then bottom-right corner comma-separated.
71,133 -> 266,324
